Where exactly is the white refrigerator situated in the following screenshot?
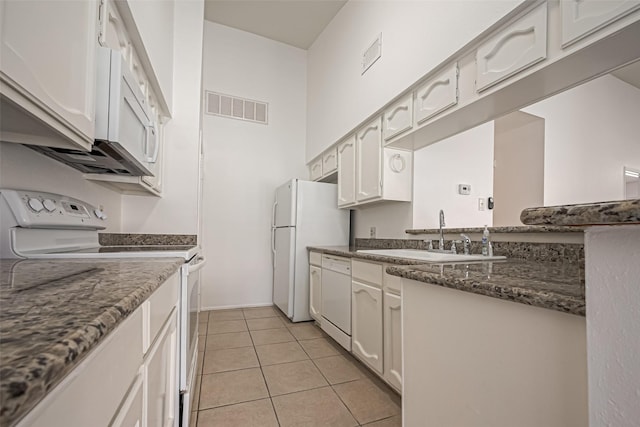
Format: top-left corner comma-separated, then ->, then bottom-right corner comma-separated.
272,179 -> 349,322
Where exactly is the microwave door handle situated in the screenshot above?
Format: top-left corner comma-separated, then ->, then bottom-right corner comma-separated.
146,124 -> 159,163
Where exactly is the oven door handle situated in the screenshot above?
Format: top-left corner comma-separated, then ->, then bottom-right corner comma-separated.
188,256 -> 206,273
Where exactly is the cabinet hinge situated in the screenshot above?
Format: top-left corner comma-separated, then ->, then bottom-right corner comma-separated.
97,0 -> 107,46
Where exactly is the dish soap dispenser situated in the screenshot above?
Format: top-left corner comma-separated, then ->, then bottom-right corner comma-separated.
482,225 -> 490,256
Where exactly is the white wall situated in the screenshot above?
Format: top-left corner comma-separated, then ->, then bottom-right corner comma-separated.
585,225 -> 640,427
0,142 -> 122,231
200,22 -> 307,309
306,0 -> 524,162
353,202 -> 412,239
121,1 -> 204,234
412,122 -> 494,229
523,75 -> 640,206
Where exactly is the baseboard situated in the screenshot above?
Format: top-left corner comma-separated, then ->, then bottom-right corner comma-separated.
200,302 -> 274,311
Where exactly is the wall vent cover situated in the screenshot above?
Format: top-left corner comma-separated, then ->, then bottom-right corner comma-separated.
205,91 -> 268,124
362,33 -> 382,75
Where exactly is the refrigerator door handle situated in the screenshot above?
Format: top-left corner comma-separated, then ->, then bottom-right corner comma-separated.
271,201 -> 278,227
271,227 -> 276,268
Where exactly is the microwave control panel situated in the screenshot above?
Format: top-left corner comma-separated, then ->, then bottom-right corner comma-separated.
0,189 -> 107,230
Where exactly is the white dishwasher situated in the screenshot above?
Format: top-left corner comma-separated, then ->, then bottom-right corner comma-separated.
321,255 -> 352,351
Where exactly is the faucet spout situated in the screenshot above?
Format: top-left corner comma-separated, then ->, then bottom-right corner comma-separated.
439,210 -> 445,251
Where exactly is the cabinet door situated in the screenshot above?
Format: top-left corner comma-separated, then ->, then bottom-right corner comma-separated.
383,94 -> 413,141
352,281 -> 383,374
0,0 -> 98,142
561,0 -> 640,47
476,3 -> 547,92
309,265 -> 322,322
110,370 -> 144,427
145,311 -> 178,427
414,64 -> 458,126
384,291 -> 402,392
322,147 -> 338,175
337,136 -> 356,207
310,157 -> 323,181
356,118 -> 383,202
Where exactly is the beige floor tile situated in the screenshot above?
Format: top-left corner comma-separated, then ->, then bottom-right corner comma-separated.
197,351 -> 204,375
210,309 -> 244,321
313,355 -> 363,385
288,323 -> 324,340
190,411 -> 198,427
198,322 -> 208,336
255,341 -> 309,366
198,338 -> 206,352
197,399 -> 278,427
299,338 -> 341,359
246,317 -> 285,331
191,373 -> 202,410
333,379 -> 401,424
262,360 -> 328,396
207,319 -> 247,334
243,306 -> 280,319
250,328 -> 295,345
272,387 -> 358,427
205,331 -> 252,350
203,347 -> 259,374
199,368 -> 268,409
199,311 -> 210,323
362,415 -> 403,426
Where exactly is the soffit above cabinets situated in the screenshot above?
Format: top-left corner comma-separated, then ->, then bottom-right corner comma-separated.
203,0 -> 347,49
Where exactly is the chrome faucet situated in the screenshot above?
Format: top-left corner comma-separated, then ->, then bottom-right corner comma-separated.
460,234 -> 471,255
439,209 -> 445,251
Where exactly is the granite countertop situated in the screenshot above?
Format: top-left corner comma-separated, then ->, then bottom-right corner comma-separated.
0,257 -> 185,426
520,199 -> 640,226
308,246 -> 585,316
405,225 -> 585,234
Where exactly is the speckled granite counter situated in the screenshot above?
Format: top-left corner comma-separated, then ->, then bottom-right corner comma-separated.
520,199 -> 640,226
308,246 -> 585,316
99,233 -> 197,246
0,257 -> 184,426
405,225 -> 585,234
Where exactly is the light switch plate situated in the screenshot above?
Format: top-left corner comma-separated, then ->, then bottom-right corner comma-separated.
478,198 -> 486,211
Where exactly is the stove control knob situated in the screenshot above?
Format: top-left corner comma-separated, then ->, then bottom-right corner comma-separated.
94,209 -> 107,220
43,199 -> 57,212
28,198 -> 44,212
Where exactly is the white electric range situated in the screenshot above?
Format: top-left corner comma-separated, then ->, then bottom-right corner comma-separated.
0,188 -> 203,427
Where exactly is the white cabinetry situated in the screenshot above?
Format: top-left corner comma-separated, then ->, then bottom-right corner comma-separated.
309,158 -> 323,181
414,64 -> 458,126
337,136 -> 356,207
309,251 -> 322,323
356,118 -> 383,202
561,0 -> 640,47
383,94 -> 413,142
17,272 -> 180,427
322,147 -> 338,176
0,0 -> 98,151
476,3 -> 547,92
351,260 -> 383,374
383,272 -> 402,392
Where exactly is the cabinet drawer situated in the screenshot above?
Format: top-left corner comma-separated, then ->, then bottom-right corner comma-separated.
352,259 -> 382,287
145,271 -> 179,353
414,63 -> 458,126
476,3 -> 547,92
309,157 -> 323,181
309,251 -> 322,266
322,147 -> 338,175
383,93 -> 413,141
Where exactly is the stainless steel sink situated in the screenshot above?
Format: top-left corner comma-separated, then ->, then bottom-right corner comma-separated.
356,249 -> 506,262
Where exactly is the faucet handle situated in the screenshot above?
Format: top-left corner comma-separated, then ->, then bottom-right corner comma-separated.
451,240 -> 462,254
427,240 -> 434,251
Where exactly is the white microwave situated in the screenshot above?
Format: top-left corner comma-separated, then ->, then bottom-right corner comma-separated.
94,47 -> 158,176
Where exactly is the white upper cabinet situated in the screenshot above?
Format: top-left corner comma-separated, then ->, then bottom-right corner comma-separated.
383,94 -> 413,141
414,64 -> 458,126
337,136 -> 356,207
0,0 -> 99,151
309,157 -> 323,181
561,0 -> 640,47
356,118 -> 383,202
322,147 -> 338,176
476,3 -> 548,92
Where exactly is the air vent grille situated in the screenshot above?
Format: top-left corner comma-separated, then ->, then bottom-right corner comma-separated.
362,33 -> 382,75
205,91 -> 268,124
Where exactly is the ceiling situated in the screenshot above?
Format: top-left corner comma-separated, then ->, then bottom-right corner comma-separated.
204,0 -> 347,50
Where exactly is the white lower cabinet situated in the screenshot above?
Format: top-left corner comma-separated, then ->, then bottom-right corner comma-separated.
144,310 -> 178,427
309,264 -> 322,322
110,370 -> 144,427
351,280 -> 383,374
383,291 -> 402,392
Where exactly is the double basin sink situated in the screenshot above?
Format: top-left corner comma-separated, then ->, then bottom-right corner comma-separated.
356,249 -> 506,263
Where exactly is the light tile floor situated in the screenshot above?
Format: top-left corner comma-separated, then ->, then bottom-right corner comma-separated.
191,306 -> 401,427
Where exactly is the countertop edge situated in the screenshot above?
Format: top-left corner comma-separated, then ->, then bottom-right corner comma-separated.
519,199 -> 640,226
405,225 -> 586,234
